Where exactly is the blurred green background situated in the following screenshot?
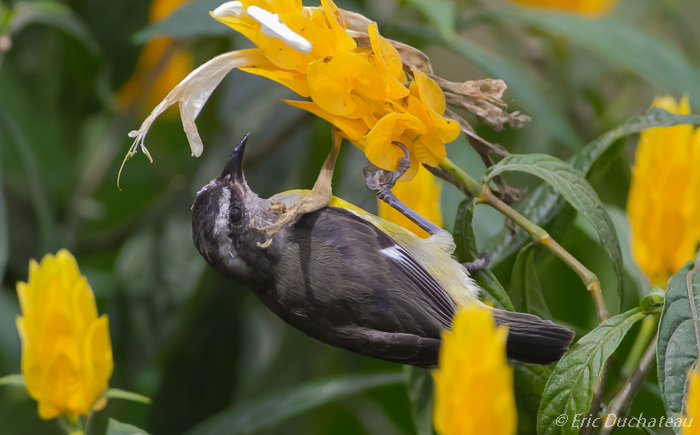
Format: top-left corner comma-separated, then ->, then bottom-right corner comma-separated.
1,0 -> 699,433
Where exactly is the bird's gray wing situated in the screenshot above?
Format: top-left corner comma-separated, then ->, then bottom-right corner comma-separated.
291,206 -> 456,332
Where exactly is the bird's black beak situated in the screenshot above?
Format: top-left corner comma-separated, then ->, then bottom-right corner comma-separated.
222,133 -> 249,180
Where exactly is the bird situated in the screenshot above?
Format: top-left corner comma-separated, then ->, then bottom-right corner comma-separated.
191,135 -> 575,367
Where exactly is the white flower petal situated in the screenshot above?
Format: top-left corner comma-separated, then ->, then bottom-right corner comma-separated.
246,5 -> 312,54
127,48 -> 266,159
212,1 -> 245,19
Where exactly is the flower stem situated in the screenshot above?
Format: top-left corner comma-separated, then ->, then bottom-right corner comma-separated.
620,315 -> 658,378
439,158 -> 609,322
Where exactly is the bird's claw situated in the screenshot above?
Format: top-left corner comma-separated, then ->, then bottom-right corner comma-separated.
463,252 -> 491,272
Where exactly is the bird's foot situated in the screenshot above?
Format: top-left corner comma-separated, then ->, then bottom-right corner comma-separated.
365,142 -> 443,237
255,131 -> 342,247
463,252 -> 491,272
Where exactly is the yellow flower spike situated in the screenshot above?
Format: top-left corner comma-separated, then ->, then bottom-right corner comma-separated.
513,0 -> 618,15
307,52 -> 385,118
412,69 -> 461,144
684,368 -> 700,435
433,304 -> 517,435
627,95 -> 700,287
368,23 -> 409,100
283,99 -> 369,143
378,164 -> 442,238
254,13 -> 334,72
319,0 -> 356,52
272,0 -> 302,14
363,112 -> 426,174
15,249 -> 113,420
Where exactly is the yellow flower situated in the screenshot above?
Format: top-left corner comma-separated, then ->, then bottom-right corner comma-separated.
684,369 -> 700,435
433,304 -> 517,435
513,0 -> 618,15
128,0 -> 462,181
627,96 -> 700,287
117,0 -> 194,116
378,164 -> 443,238
16,250 -> 113,420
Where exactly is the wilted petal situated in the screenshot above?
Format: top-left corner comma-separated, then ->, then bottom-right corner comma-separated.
127,48 -> 267,161
254,13 -> 333,73
212,1 -> 245,18
247,5 -> 312,53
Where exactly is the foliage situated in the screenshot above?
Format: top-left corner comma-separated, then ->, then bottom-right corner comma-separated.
1,0 -> 700,434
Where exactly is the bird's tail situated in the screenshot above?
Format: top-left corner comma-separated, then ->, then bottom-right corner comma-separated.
491,309 -> 575,365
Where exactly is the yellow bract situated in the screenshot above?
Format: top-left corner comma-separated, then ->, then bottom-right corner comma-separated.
684,369 -> 700,435
16,250 -> 113,420
433,304 -> 517,435
378,164 -> 443,238
307,52 -> 384,117
513,0 -> 618,15
627,96 -> 700,287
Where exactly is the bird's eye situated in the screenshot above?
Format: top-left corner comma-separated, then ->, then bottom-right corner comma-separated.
230,206 -> 242,223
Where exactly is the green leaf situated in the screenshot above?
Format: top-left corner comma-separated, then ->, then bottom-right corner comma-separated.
102,388 -> 152,405
537,308 -> 647,435
657,260 -> 700,431
184,372 -> 404,435
404,366 -> 434,435
453,199 -> 514,311
0,374 -> 25,388
444,36 -> 579,148
484,153 -> 624,307
133,0 -> 236,44
106,419 -> 151,435
405,0 -> 455,40
509,244 -> 552,320
484,108 -> 700,267
484,8 -> 700,105
605,206 -> 645,293
9,1 -> 101,57
0,125 -> 7,284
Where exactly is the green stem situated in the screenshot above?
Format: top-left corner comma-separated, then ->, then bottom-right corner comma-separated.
439,158 -> 609,321
620,315 -> 658,377
57,416 -> 85,435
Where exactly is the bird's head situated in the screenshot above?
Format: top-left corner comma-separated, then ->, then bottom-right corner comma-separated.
191,134 -> 278,284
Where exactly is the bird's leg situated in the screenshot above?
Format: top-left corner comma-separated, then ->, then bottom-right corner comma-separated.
463,252 -> 491,272
364,141 -> 444,237
256,129 -> 342,247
